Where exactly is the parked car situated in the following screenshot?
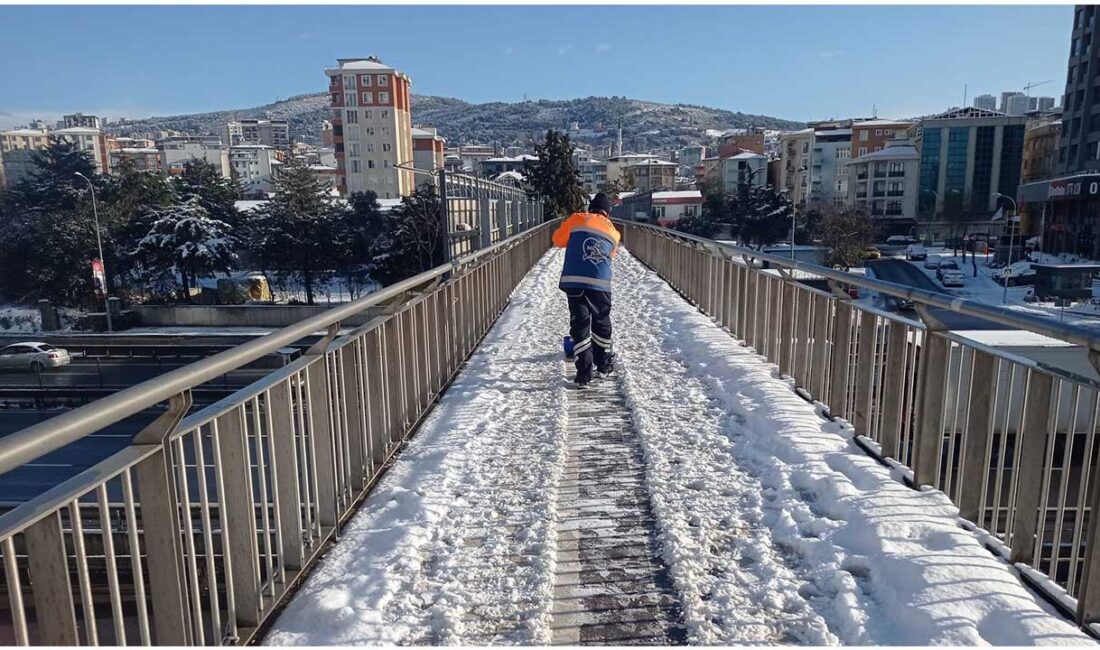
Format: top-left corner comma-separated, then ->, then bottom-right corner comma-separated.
905,244 -> 928,261
885,235 -> 917,246
863,246 -> 882,260
0,342 -> 71,372
924,254 -> 942,269
935,260 -> 961,282
940,270 -> 966,288
998,260 -> 1037,286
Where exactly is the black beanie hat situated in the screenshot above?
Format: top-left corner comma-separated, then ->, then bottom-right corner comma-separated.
589,192 -> 612,215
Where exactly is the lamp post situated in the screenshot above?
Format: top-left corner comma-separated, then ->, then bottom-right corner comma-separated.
997,192 -> 1018,304
74,172 -> 112,332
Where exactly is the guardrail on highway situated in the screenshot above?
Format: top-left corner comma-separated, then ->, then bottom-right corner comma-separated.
0,214 -> 554,645
620,220 -> 1100,632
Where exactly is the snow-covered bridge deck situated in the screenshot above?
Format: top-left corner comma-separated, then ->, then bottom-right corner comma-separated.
263,249 -> 1094,646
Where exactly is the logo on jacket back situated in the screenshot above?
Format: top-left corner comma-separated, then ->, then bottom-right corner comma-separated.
582,237 -> 611,266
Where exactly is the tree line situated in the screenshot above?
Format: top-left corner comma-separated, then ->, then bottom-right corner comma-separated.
0,140 -> 446,307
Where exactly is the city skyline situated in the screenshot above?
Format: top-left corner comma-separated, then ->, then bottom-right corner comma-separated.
0,4 -> 1073,129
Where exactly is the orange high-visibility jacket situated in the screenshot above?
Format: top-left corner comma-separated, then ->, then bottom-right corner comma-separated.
552,212 -> 621,292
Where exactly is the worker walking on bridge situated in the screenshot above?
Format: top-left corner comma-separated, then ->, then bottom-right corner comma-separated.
552,193 -> 621,387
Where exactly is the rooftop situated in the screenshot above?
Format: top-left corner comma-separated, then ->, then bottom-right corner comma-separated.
849,145 -> 919,162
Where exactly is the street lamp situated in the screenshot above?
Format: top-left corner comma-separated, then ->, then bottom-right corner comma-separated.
74,172 -> 113,332
997,192 -> 1018,304
777,187 -> 795,260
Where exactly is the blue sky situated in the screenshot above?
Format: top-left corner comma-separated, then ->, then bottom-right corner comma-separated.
0,4 -> 1074,128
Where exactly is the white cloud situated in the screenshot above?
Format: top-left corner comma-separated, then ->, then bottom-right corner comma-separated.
595,43 -> 611,55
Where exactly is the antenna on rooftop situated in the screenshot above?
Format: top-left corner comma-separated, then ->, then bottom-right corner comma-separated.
963,83 -> 968,108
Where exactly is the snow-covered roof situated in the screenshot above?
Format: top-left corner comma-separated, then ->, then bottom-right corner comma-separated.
52,127 -> 101,135
308,164 -> 337,171
378,198 -> 403,211
814,128 -> 852,137
849,145 -> 919,162
494,170 -> 525,183
726,151 -> 766,160
333,59 -> 392,71
1,128 -> 48,137
927,106 -> 1008,120
234,200 -> 268,213
852,119 -> 911,127
117,147 -> 158,154
652,190 -> 703,201
780,128 -> 815,138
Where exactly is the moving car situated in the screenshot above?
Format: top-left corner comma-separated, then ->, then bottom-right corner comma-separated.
0,342 -> 71,372
940,270 -> 966,288
905,244 -> 928,261
924,254 -> 942,269
863,246 -> 882,260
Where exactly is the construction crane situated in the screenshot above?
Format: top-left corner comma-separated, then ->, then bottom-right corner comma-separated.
1023,79 -> 1053,95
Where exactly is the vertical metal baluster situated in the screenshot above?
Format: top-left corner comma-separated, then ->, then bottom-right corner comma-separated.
1069,392 -> 1100,596
252,396 -> 276,596
97,483 -> 127,644
172,435 -> 205,644
3,537 -> 29,646
120,470 -> 151,645
209,418 -> 241,639
68,499 -> 99,644
295,372 -> 316,540
189,425 -> 222,641
1050,383 -> 1080,581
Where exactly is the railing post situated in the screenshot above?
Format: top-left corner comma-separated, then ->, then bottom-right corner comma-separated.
132,392 -> 193,645
852,310 -> 879,436
958,350 -> 996,522
1010,370 -> 1055,564
24,511 -> 78,644
1077,436 -> 1100,624
878,319 -> 909,459
828,300 -> 853,417
341,344 -> 367,490
478,183 -> 492,250
216,407 -> 263,627
305,356 -> 339,528
778,281 -> 795,376
810,293 -> 831,399
267,380 -> 304,570
438,169 -> 453,265
912,332 -> 951,488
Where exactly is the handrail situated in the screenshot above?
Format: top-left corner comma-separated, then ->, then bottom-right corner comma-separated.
623,220 -> 1100,353
0,223 -> 550,477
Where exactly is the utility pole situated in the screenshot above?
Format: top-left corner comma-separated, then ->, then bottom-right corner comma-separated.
75,172 -> 113,332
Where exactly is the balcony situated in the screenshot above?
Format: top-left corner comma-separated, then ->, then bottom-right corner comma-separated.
888,170 -> 905,178
887,190 -> 904,197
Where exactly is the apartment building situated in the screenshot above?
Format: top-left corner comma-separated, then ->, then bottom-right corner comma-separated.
326,57 -> 415,198
158,135 -> 230,176
227,119 -> 290,150
809,127 -> 852,206
0,128 -> 49,187
574,153 -> 609,193
718,152 -> 767,194
606,153 -> 657,186
1022,119 -> 1061,184
622,159 -> 677,192
229,144 -> 280,196
973,94 -> 998,111
52,127 -> 110,174
411,127 -> 446,177
850,119 -> 912,158
717,129 -> 765,158
480,154 -> 537,177
110,147 -> 159,172
779,129 -> 815,207
62,113 -> 101,129
846,140 -> 920,234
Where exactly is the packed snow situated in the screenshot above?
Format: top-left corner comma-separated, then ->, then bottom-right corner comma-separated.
263,246 -> 1095,646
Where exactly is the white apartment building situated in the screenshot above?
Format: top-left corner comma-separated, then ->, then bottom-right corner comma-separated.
779,128 -> 815,207
846,140 -> 920,230
229,144 -> 279,196
719,152 -> 768,194
326,57 -> 414,198
0,128 -> 49,187
158,135 -> 230,176
809,127 -> 852,206
607,153 -> 658,185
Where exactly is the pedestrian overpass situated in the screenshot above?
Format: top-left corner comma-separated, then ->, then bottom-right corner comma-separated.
3,182 -> 1100,643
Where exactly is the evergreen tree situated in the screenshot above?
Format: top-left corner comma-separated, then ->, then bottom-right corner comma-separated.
174,160 -> 243,229
334,190 -> 385,297
523,130 -> 586,219
674,175 -> 727,238
813,204 -> 873,269
369,184 -> 446,287
731,185 -> 793,248
129,194 -> 238,299
247,159 -> 338,304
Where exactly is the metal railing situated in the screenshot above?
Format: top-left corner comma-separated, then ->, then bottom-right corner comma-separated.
437,170 -> 542,260
0,221 -> 555,645
619,220 -> 1100,631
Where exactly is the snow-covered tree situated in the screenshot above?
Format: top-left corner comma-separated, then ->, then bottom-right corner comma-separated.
369,184 -> 447,287
246,158 -> 339,304
731,185 -> 792,248
130,195 -> 238,299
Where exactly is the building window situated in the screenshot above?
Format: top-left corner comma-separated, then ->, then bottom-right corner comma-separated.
382,143 -> 391,152
343,75 -> 356,89
344,93 -> 357,107
366,143 -> 375,152
875,129 -> 882,136
379,92 -> 390,104
359,74 -> 372,87
836,146 -> 850,159
382,126 -> 391,135
361,92 -> 373,105
368,160 -> 375,169
349,142 -> 360,157
351,159 -> 361,173
860,131 -> 869,142
382,110 -> 390,119
858,147 -> 867,156
801,142 -> 809,154
377,74 -> 389,86
365,110 -> 373,119
365,127 -> 375,136
345,110 -> 358,124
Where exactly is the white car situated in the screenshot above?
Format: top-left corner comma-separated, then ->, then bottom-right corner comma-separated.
0,342 -> 71,372
924,254 -> 942,269
940,271 -> 966,288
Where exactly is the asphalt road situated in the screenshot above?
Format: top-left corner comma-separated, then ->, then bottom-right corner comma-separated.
866,258 -> 1009,330
0,357 -> 270,390
0,409 -> 160,504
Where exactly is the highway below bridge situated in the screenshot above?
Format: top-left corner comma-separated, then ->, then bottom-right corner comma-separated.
866,257 -> 1011,330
